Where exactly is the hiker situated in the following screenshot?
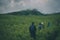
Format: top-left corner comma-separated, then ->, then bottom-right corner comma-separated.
38,22 -> 44,30
56,19 -> 60,26
47,22 -> 51,27
29,22 -> 36,39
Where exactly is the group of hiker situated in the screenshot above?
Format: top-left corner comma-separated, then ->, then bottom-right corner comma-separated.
29,22 -> 50,39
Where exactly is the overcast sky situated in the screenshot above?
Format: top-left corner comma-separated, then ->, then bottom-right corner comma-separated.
0,0 -> 60,14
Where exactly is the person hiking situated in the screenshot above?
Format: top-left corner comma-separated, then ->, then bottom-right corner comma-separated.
38,22 -> 44,30
29,22 -> 36,39
47,22 -> 51,27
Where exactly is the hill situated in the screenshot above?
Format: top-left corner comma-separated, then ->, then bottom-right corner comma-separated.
6,9 -> 43,15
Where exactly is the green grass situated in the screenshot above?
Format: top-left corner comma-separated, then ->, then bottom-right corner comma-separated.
0,14 -> 60,40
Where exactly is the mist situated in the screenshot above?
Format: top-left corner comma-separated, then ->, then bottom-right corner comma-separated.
0,0 -> 60,14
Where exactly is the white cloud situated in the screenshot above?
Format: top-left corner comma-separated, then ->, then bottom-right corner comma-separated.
10,0 -> 15,7
18,1 -> 26,6
0,0 -> 60,14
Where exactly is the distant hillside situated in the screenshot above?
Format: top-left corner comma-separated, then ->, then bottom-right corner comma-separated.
6,9 -> 43,15
0,9 -> 60,15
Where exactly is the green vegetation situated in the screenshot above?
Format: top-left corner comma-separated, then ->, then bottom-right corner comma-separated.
0,13 -> 60,40
7,9 -> 43,15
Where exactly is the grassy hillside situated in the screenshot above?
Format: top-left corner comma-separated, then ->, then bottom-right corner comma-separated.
0,14 -> 60,40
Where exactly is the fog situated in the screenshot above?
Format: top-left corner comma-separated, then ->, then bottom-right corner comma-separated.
0,0 -> 60,14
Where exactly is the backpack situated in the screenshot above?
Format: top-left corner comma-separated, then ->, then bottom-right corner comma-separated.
30,25 -> 35,31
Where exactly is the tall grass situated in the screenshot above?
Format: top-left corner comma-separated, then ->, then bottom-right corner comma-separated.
0,15 -> 60,40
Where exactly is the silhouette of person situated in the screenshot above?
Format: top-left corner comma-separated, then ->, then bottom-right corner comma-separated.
38,22 -> 44,30
29,22 -> 36,39
56,20 -> 60,26
47,22 -> 51,27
